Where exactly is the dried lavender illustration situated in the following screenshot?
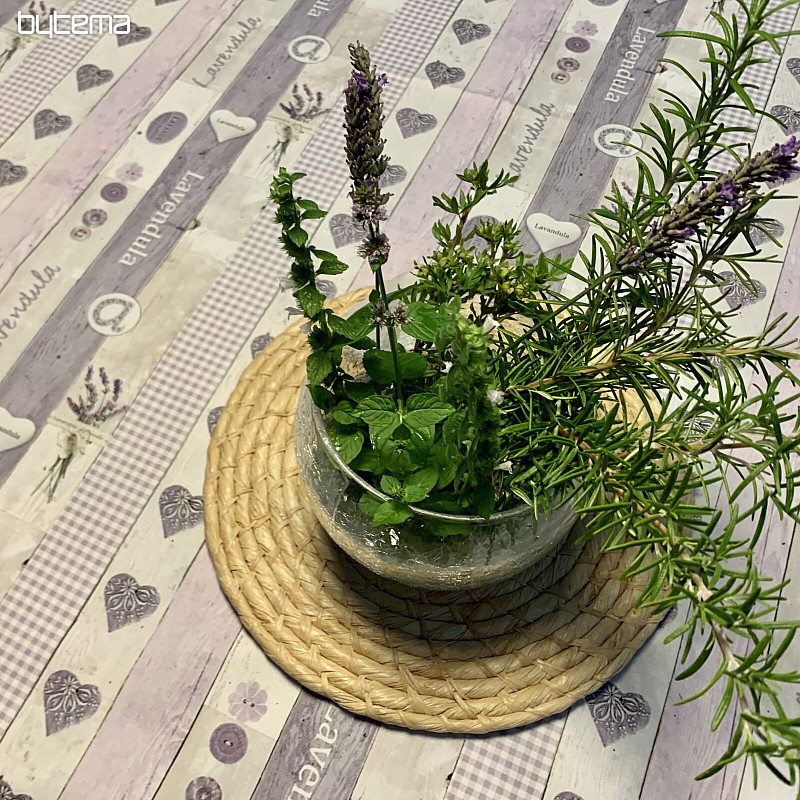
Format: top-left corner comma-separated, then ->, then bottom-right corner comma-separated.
261,122 -> 302,168
33,366 -> 129,502
0,37 -> 22,72
280,83 -> 327,122
19,1 -> 56,31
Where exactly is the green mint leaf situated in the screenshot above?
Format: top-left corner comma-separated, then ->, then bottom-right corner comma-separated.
380,474 -> 403,498
353,395 -> 401,445
317,259 -> 349,275
331,427 -> 364,464
404,393 -> 455,430
333,401 -> 359,425
402,465 -> 439,502
350,448 -> 382,473
363,350 -> 428,384
358,492 -> 382,520
401,302 -> 450,342
302,208 -> 328,220
345,381 -> 377,402
372,500 -> 413,526
297,284 -> 325,318
288,226 -> 309,247
308,384 -> 336,411
306,350 -> 333,384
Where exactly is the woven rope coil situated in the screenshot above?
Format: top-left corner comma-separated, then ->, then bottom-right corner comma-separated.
204,289 -> 663,733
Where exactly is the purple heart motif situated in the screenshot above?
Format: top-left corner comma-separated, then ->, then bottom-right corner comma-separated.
33,109 -> 72,139
329,213 -> 366,248
395,107 -> 438,139
586,682 -> 650,746
159,485 -> 204,537
452,18 -> 491,45
43,669 -> 101,736
425,60 -> 466,88
0,159 -> 27,188
117,22 -> 151,47
251,333 -> 274,359
379,164 -> 407,188
0,778 -> 33,800
787,57 -> 800,83
207,406 -> 223,435
104,573 -> 160,632
76,63 -> 113,92
715,270 -> 767,309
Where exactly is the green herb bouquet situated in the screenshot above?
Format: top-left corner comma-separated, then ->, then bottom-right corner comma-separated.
270,1 -> 800,788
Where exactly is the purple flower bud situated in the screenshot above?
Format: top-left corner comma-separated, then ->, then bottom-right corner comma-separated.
719,180 -> 739,202
377,73 -> 388,87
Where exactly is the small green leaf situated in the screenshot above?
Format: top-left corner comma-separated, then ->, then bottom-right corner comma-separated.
308,384 -> 335,411
353,395 -> 401,445
372,500 -> 413,526
358,492 -> 382,519
332,401 -> 359,425
330,427 -> 363,464
301,208 -> 327,220
312,249 -> 339,261
404,393 -> 455,430
350,448 -> 382,473
345,381 -> 377,402
402,465 -> 439,502
317,259 -> 349,274
306,350 -> 333,384
288,226 -> 309,247
402,302 -> 450,342
363,350 -> 428,383
297,284 -> 325,317
380,474 -> 403,498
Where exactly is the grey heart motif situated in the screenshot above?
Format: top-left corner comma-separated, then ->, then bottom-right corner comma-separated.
207,406 -> 223,435
379,164 -> 407,188
117,23 -> 151,46
425,60 -> 466,88
396,107 -> 438,139
586,682 -> 650,746
771,104 -> 800,133
0,778 -> 33,800
452,18 -> 491,44
787,57 -> 800,83
749,219 -> 784,245
329,213 -> 366,248
554,794 -> 584,800
716,270 -> 767,309
43,669 -> 101,736
104,573 -> 160,632
76,63 -> 114,92
251,333 -> 274,359
33,109 -> 72,140
0,159 -> 27,187
159,485 -> 204,537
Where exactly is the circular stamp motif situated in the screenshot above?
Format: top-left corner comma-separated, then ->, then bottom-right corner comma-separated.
593,124 -> 642,157
87,293 -> 141,336
70,225 -> 91,241
287,35 -> 331,63
185,776 -> 222,800
589,0 -> 617,5
557,57 -> 580,71
100,182 -> 127,203
82,208 -> 108,227
565,36 -> 589,53
209,722 -> 248,764
551,71 -> 570,84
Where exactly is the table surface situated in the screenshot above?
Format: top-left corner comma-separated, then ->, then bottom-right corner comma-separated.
0,0 -> 798,798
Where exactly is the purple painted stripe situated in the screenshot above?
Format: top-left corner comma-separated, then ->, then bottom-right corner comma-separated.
0,0 -> 461,738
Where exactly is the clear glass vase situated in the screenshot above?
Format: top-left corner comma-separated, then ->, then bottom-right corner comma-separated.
294,387 -> 578,589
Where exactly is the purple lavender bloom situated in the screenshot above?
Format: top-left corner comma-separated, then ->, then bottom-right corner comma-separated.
719,180 -> 739,202
377,73 -> 388,87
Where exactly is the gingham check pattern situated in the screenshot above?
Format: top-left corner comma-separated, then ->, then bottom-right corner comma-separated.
0,0 -> 136,144
445,718 -> 566,800
0,0 -> 461,736
713,3 -> 798,173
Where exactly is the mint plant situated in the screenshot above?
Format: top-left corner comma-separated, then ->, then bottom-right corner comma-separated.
271,13 -> 800,786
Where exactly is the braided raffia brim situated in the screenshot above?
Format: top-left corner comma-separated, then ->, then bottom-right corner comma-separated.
203,289 -> 664,733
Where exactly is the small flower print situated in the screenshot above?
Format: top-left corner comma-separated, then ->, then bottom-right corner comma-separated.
573,20 -> 598,37
116,162 -> 143,182
70,225 -> 91,241
185,777 -> 222,800
557,57 -> 580,72
160,486 -> 203,521
209,722 -> 248,764
551,71 -> 570,84
82,208 -> 107,227
228,681 -> 267,722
